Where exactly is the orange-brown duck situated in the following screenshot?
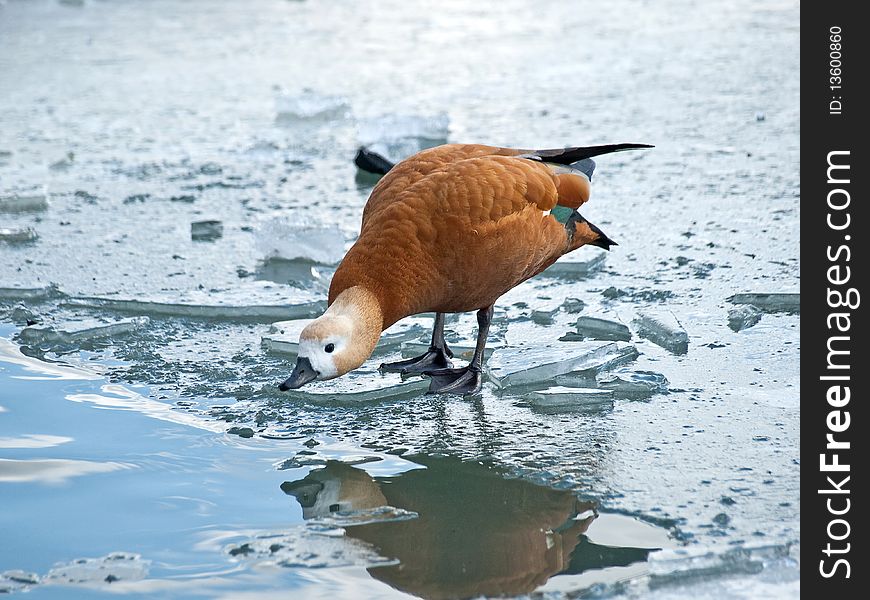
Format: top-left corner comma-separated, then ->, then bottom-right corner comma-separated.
280,142 -> 651,395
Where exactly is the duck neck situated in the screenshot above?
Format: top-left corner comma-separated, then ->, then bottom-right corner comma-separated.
326,286 -> 384,372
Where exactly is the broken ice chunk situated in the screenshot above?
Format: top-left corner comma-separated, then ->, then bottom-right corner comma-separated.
531,307 -> 559,325
255,217 -> 350,265
283,358 -> 428,403
596,368 -> 669,397
64,297 -> 324,321
357,113 -> 450,163
632,310 -> 689,355
575,316 -> 631,341
727,305 -> 762,332
561,297 -> 586,313
728,293 -> 799,314
191,220 -> 223,241
275,89 -> 351,122
43,552 -> 148,586
485,342 -> 638,388
0,227 -> 38,244
541,249 -> 606,279
0,285 -> 60,301
526,386 -> 614,410
19,316 -> 149,346
264,317 -> 429,355
0,188 -> 48,213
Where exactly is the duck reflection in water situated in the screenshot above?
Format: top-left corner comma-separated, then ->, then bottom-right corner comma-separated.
282,456 -> 653,599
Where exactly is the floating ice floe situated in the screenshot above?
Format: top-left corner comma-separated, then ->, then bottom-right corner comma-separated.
633,310 -> 689,355
19,316 -> 149,346
263,316 -> 428,355
255,217 -> 350,265
727,305 -> 762,332
0,227 -> 38,244
222,527 -> 392,569
574,315 -> 631,341
728,293 -> 799,314
275,89 -> 351,122
541,249 -> 607,279
0,188 -> 48,213
596,368 -> 669,397
190,220 -> 223,241
485,341 -> 638,388
42,552 -> 149,586
525,386 -> 615,409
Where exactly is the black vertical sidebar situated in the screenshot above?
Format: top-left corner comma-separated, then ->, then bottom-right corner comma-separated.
803,3 -> 868,596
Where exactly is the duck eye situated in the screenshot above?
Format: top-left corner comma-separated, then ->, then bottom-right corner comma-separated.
324,343 -> 335,353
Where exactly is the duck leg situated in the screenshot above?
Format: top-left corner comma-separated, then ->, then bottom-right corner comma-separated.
379,312 -> 454,374
424,305 -> 494,395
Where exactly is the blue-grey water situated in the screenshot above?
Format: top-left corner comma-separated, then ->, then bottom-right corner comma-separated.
1,0 -> 799,597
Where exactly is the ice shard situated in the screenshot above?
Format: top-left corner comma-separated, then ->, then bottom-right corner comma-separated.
727,305 -> 763,332
632,310 -> 689,355
541,249 -> 607,279
596,368 -> 670,397
0,228 -> 38,244
485,342 -> 639,388
574,316 -> 632,341
0,189 -> 48,213
728,293 -> 800,314
19,316 -> 149,346
525,386 -> 614,410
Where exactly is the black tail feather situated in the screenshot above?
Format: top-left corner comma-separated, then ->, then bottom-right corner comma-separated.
354,147 -> 395,175
533,143 -> 653,165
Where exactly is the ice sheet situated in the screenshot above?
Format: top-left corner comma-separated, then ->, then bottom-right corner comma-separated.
486,342 -> 639,388
632,310 -> 689,355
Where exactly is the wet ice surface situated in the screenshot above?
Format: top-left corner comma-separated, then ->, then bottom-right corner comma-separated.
1,0 -> 798,598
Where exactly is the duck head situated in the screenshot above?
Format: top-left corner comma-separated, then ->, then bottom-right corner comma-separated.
279,286 -> 383,390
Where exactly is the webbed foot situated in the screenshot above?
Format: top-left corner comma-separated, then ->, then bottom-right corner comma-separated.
423,366 -> 483,395
380,346 -> 453,374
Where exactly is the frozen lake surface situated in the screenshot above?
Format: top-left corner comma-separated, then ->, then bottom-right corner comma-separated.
1,0 -> 799,597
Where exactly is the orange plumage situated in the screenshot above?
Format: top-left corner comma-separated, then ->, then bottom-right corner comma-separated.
330,144 -> 602,327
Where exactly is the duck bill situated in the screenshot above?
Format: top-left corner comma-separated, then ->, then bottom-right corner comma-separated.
278,356 -> 318,391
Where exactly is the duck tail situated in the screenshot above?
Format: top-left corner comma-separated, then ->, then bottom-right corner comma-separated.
531,143 -> 653,165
